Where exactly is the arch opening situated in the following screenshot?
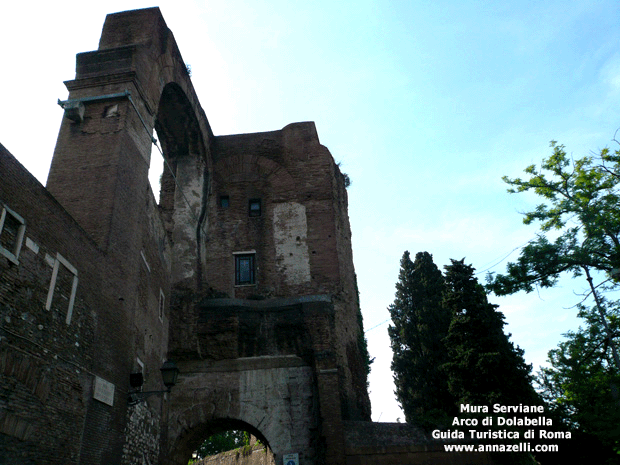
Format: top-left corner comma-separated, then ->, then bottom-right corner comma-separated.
175,418 -> 274,465
153,82 -> 207,209
151,82 -> 210,288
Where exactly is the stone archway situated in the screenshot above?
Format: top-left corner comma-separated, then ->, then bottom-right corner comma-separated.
154,81 -> 211,290
165,356 -> 317,465
170,417 -> 272,465
44,8 -> 363,465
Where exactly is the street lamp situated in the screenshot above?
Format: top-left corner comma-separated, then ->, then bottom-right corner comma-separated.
128,360 -> 180,405
160,360 -> 180,389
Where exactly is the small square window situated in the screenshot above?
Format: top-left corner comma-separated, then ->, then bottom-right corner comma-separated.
249,199 -> 261,217
235,254 -> 255,285
219,195 -> 229,209
0,206 -> 26,265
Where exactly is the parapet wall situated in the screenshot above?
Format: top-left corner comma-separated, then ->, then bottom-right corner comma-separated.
343,422 -> 496,465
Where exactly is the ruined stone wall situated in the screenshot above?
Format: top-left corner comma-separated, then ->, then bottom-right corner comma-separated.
195,122 -> 370,421
1,7 -> 374,465
195,443 -> 275,465
122,401 -> 163,464
205,123 -> 340,300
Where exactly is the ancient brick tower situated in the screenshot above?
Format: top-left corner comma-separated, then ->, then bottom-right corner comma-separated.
0,7 -> 371,465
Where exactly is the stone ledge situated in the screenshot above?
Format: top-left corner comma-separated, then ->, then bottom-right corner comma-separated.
345,444 -> 440,455
200,295 -> 331,309
177,355 -> 308,373
343,421 -> 432,447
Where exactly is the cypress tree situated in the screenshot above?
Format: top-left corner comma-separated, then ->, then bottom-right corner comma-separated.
442,259 -> 538,407
388,251 -> 454,427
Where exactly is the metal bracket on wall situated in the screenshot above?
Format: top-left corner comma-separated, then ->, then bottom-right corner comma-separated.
57,90 -> 156,144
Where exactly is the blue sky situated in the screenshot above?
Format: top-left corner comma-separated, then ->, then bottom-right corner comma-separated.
3,1 -> 620,422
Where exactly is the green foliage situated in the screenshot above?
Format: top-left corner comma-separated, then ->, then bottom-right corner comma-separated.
388,251 -> 453,427
486,139 -> 620,457
488,142 -> 620,294
388,253 -> 539,429
442,259 -> 539,407
354,273 -> 374,389
336,161 -> 351,188
343,172 -> 351,188
486,140 -> 620,369
194,430 -> 249,459
536,302 -> 620,461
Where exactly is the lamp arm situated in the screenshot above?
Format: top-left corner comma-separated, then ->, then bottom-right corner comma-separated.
128,388 -> 171,405
137,388 -> 172,395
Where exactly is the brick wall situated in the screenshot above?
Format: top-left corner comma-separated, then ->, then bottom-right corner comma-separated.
0,144 -> 123,464
1,7 -> 374,464
0,52 -> 174,462
198,122 -> 371,421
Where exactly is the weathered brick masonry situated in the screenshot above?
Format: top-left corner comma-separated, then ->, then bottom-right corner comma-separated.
0,7 -> 370,465
0,142 -> 138,464
0,7 -> 493,465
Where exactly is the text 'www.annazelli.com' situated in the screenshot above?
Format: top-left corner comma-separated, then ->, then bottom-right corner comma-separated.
444,443 -> 559,453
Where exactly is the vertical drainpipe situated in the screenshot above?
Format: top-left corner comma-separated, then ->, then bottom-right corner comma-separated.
195,166 -> 210,291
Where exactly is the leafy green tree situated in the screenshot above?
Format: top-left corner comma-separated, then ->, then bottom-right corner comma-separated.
388,251 -> 454,427
485,141 -> 620,369
485,139 -> 620,460
536,302 -> 620,460
194,430 -> 249,458
442,259 -> 539,407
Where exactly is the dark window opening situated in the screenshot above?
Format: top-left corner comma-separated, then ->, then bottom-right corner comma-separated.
249,199 -> 261,217
0,212 -> 20,252
0,207 -> 25,263
220,195 -> 229,209
235,254 -> 255,285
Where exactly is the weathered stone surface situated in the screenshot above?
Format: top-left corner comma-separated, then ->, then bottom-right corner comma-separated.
167,357 -> 316,464
273,202 -> 311,285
